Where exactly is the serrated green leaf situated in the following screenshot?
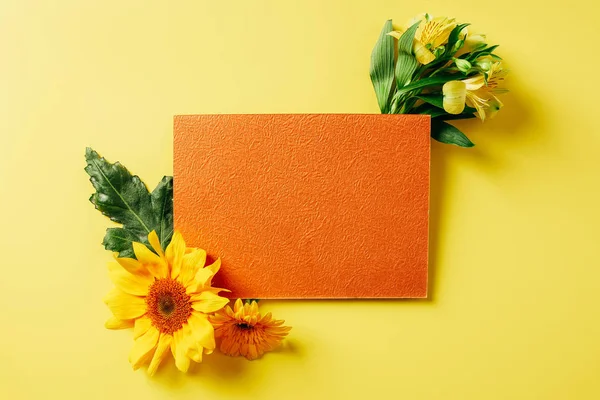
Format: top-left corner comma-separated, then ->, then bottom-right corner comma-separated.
370,20 -> 395,114
102,227 -> 140,258
431,120 -> 475,147
85,148 -> 174,257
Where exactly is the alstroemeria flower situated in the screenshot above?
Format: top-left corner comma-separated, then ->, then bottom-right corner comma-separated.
443,61 -> 508,120
389,14 -> 457,65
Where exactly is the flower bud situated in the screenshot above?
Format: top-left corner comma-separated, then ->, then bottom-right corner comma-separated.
454,58 -> 472,73
442,81 -> 467,114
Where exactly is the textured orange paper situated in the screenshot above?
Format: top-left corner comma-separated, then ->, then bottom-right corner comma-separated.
174,114 -> 430,298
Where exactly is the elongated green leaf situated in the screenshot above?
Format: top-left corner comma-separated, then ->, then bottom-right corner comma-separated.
398,22 -> 420,54
85,148 -> 174,257
416,94 -> 444,109
394,22 -> 420,89
431,120 -> 475,147
370,20 -> 395,114
448,23 -> 469,47
464,45 -> 499,61
393,75 -> 457,99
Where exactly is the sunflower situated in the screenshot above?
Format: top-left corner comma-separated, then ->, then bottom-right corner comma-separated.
209,299 -> 291,360
104,230 -> 229,375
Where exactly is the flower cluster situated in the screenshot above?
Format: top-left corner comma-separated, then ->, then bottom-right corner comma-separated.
370,13 -> 508,147
85,148 -> 290,376
104,231 -> 291,375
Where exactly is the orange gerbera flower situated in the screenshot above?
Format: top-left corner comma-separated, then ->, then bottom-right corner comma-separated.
104,230 -> 229,375
210,299 -> 291,360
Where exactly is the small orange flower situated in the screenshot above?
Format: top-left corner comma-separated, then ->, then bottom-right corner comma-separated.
210,299 -> 291,360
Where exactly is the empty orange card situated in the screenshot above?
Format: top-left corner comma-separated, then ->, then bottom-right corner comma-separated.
174,114 -> 430,298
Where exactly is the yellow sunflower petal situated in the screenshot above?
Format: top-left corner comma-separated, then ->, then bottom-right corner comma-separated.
114,255 -> 149,277
206,258 -> 221,275
132,241 -> 169,278
147,334 -> 173,376
104,288 -> 146,320
186,268 -> 214,293
179,249 -> 207,287
129,326 -> 159,370
187,312 -> 215,351
105,317 -> 134,330
147,230 -> 165,258
166,231 -> 186,280
190,291 -> 229,314
172,325 -> 192,372
107,262 -> 153,296
186,342 -> 204,363
133,315 -> 152,339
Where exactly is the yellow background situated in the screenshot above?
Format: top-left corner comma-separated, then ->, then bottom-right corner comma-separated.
1,1 -> 599,399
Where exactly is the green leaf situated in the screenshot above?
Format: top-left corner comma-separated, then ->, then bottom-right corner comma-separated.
102,228 -> 139,258
370,20 -> 396,114
151,176 -> 174,250
431,121 -> 475,147
448,23 -> 469,47
398,22 -> 420,54
436,114 -> 477,121
464,45 -> 499,61
84,148 -> 174,257
394,22 -> 421,89
395,53 -> 419,88
393,75 -> 457,99
416,94 -> 444,109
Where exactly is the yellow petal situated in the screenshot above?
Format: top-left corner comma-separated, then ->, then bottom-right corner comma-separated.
206,258 -> 221,276
466,94 -> 487,121
172,325 -> 192,372
413,40 -> 435,65
114,255 -> 149,277
105,317 -> 134,330
107,262 -> 153,296
187,312 -> 215,351
133,241 -> 168,278
179,249 -> 207,287
186,342 -> 204,363
147,230 -> 165,258
104,288 -> 147,320
233,298 -> 244,313
443,81 -> 467,114
190,291 -> 229,313
133,315 -> 152,339
387,31 -> 402,39
147,334 -> 173,376
129,326 -> 159,370
166,231 -> 186,280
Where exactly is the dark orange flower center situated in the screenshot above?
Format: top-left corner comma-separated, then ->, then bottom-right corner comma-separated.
146,278 -> 192,334
236,323 -> 253,330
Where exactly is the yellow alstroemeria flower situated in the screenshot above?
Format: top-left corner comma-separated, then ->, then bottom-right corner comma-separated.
455,30 -> 487,56
104,230 -> 229,375
389,14 -> 457,65
443,61 -> 508,121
